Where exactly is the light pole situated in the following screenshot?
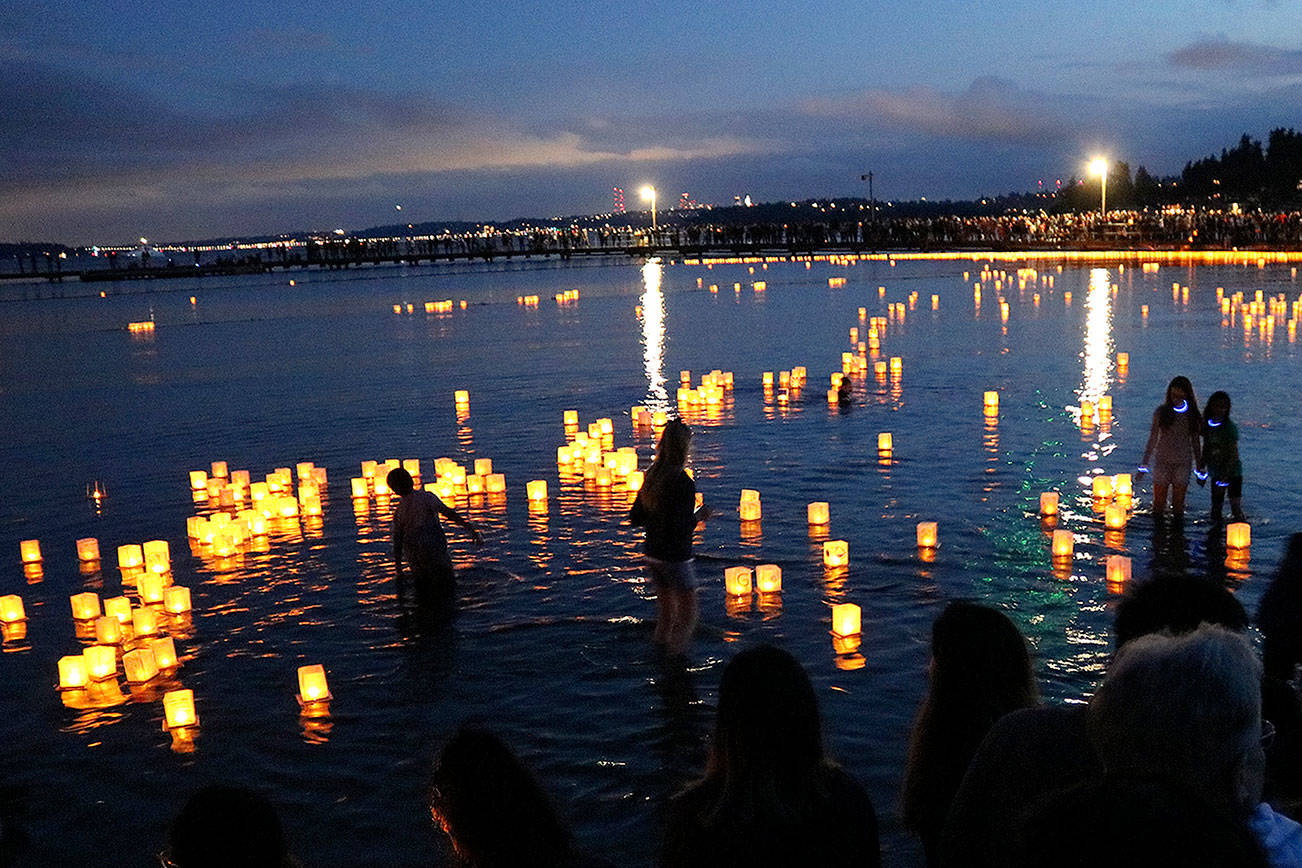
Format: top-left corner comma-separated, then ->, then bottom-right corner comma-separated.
640,185 -> 657,232
1089,158 -> 1108,219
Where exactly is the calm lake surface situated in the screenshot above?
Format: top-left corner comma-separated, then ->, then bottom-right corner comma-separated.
1,253 -> 1300,866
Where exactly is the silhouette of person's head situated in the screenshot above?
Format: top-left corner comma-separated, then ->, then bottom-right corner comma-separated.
710,644 -> 824,782
927,601 -> 1036,712
1112,575 -> 1247,650
386,467 -> 415,496
166,785 -> 290,868
429,725 -> 573,867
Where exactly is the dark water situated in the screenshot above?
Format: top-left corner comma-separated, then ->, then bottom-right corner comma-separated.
0,254 -> 1299,866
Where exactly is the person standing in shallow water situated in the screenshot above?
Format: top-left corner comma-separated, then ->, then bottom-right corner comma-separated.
1201,390 -> 1246,523
387,467 -> 482,605
1138,375 -> 1204,520
629,418 -> 710,657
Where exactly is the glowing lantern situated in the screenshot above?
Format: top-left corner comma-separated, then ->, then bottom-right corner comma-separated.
831,603 -> 861,637
211,461 -> 228,478
297,664 -> 332,703
163,689 -> 198,729
76,538 -> 101,562
133,607 -> 160,637
350,478 -> 368,499
137,573 -> 166,605
485,473 -> 506,493
594,470 -> 612,488
724,567 -> 753,597
233,469 -> 252,488
877,433 -> 893,453
1092,476 -> 1114,499
1040,492 -> 1059,516
755,564 -> 782,593
149,637 -> 179,670
823,540 -> 849,568
142,541 -> 169,574
117,544 -> 144,570
1226,522 -> 1251,549
248,513 -> 269,536
71,592 -> 101,621
916,521 -> 938,549
474,458 -> 493,476
1106,555 -> 1131,590
164,586 -> 192,615
890,357 -> 902,375
104,596 -> 132,624
0,595 -> 25,623
526,480 -> 548,502
983,391 -> 999,414
1104,503 -> 1128,530
1098,396 -> 1113,415
58,656 -> 90,690
1113,473 -> 1133,497
123,648 -> 159,684
189,470 -> 208,490
626,470 -> 644,493
454,390 -> 470,407
19,540 -> 42,564
807,502 -> 830,525
1051,530 -> 1074,559
1116,352 -> 1129,369
94,616 -> 123,645
84,645 -> 116,681
739,490 -> 762,521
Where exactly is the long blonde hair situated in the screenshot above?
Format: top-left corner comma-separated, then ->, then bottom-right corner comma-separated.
638,419 -> 690,512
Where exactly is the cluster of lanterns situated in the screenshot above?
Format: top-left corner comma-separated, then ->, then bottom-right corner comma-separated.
552,413 -> 643,505
1218,287 -> 1301,343
676,370 -> 734,413
187,461 -> 325,564
392,299 -> 467,314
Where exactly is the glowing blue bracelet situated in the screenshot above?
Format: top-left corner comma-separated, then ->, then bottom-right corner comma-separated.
1137,465 -> 1150,473
1207,418 -> 1223,427
1215,480 -> 1230,488
1195,469 -> 1208,481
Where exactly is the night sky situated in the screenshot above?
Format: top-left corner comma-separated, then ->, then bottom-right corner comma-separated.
3,0 -> 1301,243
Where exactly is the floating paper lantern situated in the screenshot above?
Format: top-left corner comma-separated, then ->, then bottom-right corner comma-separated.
164,586 -> 191,615
211,461 -> 228,478
132,607 -> 160,637
123,648 -> 159,684
474,458 -> 493,476
454,390 -> 470,406
0,595 -> 25,623
739,490 -> 762,521
58,655 -> 90,690
163,689 -> 197,729
84,645 -> 116,681
401,459 -> 421,479
485,473 -> 507,494
1040,492 -> 1059,516
877,433 -> 893,453
1104,503 -> 1128,531
104,596 -> 132,625
1106,555 -> 1131,590
526,480 -> 548,502
94,615 -> 123,645
137,573 -> 166,605
233,469 -> 252,488
189,470 -> 208,490
1116,352 -> 1129,368
76,538 -> 101,562
807,502 -> 830,525
297,664 -> 332,703
1092,476 -> 1114,499
71,592 -> 101,621
916,521 -> 938,549
1051,530 -> 1074,559
19,540 -> 41,564
755,564 -> 782,593
350,477 -> 368,499
831,603 -> 861,637
1112,473 -> 1133,497
117,544 -> 144,570
823,540 -> 849,568
724,567 -> 753,597
1098,396 -> 1113,415
983,391 -> 999,413
1226,522 -> 1251,549
150,637 -> 179,670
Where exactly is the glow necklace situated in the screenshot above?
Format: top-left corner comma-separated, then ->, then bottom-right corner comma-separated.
1173,400 -> 1188,413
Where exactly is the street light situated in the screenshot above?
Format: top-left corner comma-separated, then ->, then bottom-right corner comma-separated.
640,185 -> 657,231
1089,158 -> 1108,219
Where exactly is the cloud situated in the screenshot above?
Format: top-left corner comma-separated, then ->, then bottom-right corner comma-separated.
800,77 -> 1074,145
1167,38 -> 1302,75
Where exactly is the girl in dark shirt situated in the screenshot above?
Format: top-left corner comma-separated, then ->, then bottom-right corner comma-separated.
629,419 -> 710,657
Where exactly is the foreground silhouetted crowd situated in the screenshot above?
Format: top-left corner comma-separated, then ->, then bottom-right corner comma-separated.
94,532 -> 1299,867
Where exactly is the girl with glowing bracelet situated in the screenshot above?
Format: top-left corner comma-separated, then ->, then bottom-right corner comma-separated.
1138,375 -> 1205,521
1201,390 -> 1245,523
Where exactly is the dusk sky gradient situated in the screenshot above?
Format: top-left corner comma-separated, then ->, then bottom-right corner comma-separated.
3,0 -> 1302,243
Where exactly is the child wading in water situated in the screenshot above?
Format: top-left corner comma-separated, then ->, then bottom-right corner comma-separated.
1202,390 -> 1245,523
1138,375 -> 1204,521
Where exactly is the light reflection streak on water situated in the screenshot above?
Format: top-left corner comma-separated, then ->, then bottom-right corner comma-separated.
640,259 -> 668,412
1077,268 -> 1114,420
